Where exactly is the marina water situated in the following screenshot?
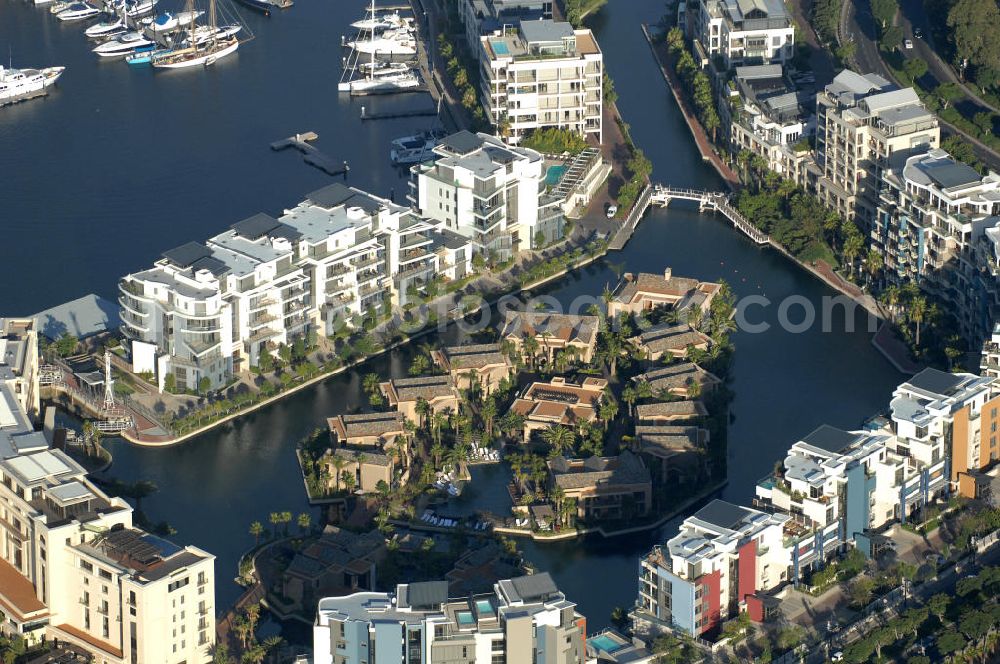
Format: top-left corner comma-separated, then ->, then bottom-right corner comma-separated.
1,0 -> 903,634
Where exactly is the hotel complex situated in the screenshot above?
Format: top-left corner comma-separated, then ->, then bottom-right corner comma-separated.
0,318 -> 216,663
313,573 -> 587,664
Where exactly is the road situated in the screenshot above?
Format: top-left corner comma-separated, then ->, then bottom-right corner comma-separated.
843,0 -> 1000,171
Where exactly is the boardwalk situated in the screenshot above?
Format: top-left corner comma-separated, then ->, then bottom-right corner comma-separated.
650,185 -> 769,244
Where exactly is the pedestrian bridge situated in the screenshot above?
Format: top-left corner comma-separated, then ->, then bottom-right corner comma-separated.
649,185 -> 770,245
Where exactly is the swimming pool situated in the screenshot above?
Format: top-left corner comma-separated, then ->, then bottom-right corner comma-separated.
545,164 -> 567,186
589,634 -> 625,653
457,610 -> 476,626
491,40 -> 510,56
475,599 -> 494,615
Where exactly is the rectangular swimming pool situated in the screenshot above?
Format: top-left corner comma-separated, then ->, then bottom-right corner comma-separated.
475,599 -> 494,615
457,610 -> 475,626
589,634 -> 625,653
491,40 -> 510,56
545,164 -> 567,186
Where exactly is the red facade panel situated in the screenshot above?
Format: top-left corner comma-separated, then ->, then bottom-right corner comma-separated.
738,539 -> 757,604
698,570 -> 722,635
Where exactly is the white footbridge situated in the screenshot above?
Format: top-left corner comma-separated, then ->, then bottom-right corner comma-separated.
649,185 -> 770,244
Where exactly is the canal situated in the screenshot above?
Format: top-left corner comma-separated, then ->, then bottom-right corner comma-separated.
1,0 -> 904,635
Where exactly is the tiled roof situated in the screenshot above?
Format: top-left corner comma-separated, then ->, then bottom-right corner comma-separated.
436,343 -> 508,370
500,311 -> 599,345
635,401 -> 707,420
636,323 -> 712,353
0,557 -> 46,621
333,447 -> 392,467
634,363 -> 720,393
328,412 -> 405,439
382,375 -> 456,402
549,452 -> 650,489
613,272 -> 702,304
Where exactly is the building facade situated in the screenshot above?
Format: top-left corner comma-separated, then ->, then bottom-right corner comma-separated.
478,20 -> 603,145
687,0 -> 794,69
410,131 -> 564,258
313,573 -> 586,664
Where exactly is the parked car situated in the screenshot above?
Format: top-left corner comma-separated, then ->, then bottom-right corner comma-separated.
914,27 -> 923,38
606,203 -> 619,218
904,39 -> 914,49
831,651 -> 844,662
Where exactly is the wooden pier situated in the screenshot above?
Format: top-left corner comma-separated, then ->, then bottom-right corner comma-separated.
270,132 -> 349,176
350,85 -> 429,98
360,106 -> 438,120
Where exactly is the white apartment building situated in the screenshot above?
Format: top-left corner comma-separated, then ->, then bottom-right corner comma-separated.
687,0 -> 794,69
0,330 -> 215,663
479,20 -> 603,145
890,368 -> 1000,499
634,500 -> 790,638
457,0 -> 550,52
410,131 -> 564,258
815,70 -> 939,226
313,573 -> 586,664
120,184 -> 448,391
874,148 -> 1000,341
727,65 -> 815,181
981,323 -> 1000,380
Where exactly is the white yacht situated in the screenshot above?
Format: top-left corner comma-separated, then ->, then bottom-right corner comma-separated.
181,24 -> 241,46
347,29 -> 416,56
389,130 -> 444,164
92,31 -> 155,57
0,65 -> 65,104
56,2 -> 101,20
340,70 -> 420,93
123,0 -> 158,17
49,1 -> 73,14
350,12 -> 401,31
144,9 -> 204,32
85,18 -> 126,38
359,60 -> 411,76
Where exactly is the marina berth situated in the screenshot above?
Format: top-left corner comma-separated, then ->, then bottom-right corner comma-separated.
0,64 -> 65,106
56,2 -> 101,21
92,31 -> 156,57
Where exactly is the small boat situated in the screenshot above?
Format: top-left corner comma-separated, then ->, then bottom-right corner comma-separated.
125,45 -> 164,66
390,129 -> 444,164
0,65 -> 65,104
85,18 -> 126,38
56,2 -> 101,20
123,0 -> 157,17
93,31 -> 155,57
350,12 -> 401,31
49,1 -> 73,13
144,9 -> 204,32
232,0 -> 270,16
151,36 -> 238,68
340,71 -> 420,93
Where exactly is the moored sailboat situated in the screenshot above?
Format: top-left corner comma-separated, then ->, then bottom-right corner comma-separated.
151,0 -> 241,69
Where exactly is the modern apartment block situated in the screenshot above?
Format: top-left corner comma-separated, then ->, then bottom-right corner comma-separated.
873,148 -> 1000,341
457,0 -> 551,52
313,573 -> 587,664
478,20 -> 603,145
686,0 -> 794,69
410,131 -> 565,258
120,184 -> 460,391
727,65 -> 815,182
890,368 -> 1000,498
0,329 -> 215,663
634,500 -> 791,638
814,70 -> 939,226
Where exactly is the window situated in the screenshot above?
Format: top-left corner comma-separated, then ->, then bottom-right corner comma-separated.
80,560 -> 93,573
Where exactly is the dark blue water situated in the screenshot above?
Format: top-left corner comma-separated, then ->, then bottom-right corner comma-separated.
2,0 -> 904,633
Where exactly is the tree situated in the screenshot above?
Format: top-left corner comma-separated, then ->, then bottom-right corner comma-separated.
947,0 -> 1000,72
904,56 -> 929,80
910,295 -> 928,346
928,592 -> 951,619
937,629 -> 968,657
257,346 -> 275,373
268,512 -> 282,539
164,372 -> 177,393
53,332 -> 79,357
198,376 -> 212,395
249,521 -> 263,546
542,425 -> 576,457
865,247 -> 883,287
297,512 -> 311,535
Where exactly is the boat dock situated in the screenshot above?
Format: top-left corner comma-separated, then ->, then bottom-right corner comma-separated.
360,105 -> 437,120
0,88 -> 48,108
270,132 -> 349,176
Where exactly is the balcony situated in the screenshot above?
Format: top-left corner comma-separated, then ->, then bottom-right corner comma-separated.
249,313 -> 278,328
352,255 -> 381,270
246,327 -> 280,344
249,297 -> 276,311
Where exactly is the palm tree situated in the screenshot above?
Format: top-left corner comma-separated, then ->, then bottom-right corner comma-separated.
843,233 -> 864,278
542,426 -> 575,457
910,295 -> 928,347
430,442 -> 445,469
281,512 -> 293,537
482,397 -> 498,438
330,455 -> 348,492
622,385 -> 638,417
296,512 -> 311,535
341,471 -> 356,494
415,398 -> 431,429
362,372 -> 381,395
551,486 -> 565,526
268,512 -> 282,539
865,248 -> 883,288
249,521 -> 263,546
599,398 -> 618,431
431,412 -> 448,446
882,284 -> 901,323
522,336 -> 540,369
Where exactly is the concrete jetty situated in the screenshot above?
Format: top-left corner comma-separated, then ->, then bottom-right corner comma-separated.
270,132 -> 349,176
